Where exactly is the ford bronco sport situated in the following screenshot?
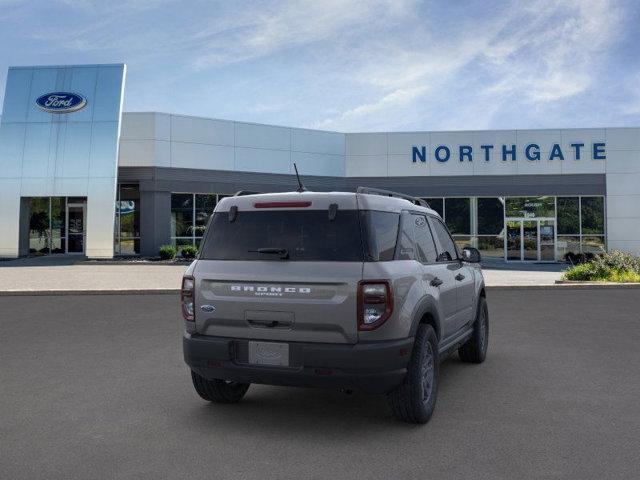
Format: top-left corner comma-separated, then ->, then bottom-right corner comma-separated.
182,187 -> 488,423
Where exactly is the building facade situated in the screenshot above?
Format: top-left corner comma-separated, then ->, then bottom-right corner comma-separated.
1,64 -> 639,261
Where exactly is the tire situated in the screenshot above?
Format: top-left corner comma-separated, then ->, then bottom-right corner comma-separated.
387,324 -> 439,424
190,370 -> 250,403
458,296 -> 489,364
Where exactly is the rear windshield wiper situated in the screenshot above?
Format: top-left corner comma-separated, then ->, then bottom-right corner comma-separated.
248,247 -> 290,260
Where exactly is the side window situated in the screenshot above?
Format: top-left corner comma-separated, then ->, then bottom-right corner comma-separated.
429,217 -> 458,262
396,212 -> 416,260
364,211 -> 400,261
412,214 -> 438,263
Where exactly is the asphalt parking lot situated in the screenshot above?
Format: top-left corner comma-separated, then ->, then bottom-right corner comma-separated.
1,289 -> 640,480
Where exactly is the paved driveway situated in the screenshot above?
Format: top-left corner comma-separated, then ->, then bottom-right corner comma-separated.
1,289 -> 639,479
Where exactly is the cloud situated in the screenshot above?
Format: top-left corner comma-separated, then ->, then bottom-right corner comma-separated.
482,0 -> 621,103
1,0 -> 633,131
313,85 -> 429,130
314,0 -> 626,131
189,0 -> 414,69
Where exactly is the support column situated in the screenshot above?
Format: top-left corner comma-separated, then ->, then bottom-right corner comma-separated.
139,189 -> 171,257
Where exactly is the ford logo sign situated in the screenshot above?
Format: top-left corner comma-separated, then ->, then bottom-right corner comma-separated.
35,92 -> 87,114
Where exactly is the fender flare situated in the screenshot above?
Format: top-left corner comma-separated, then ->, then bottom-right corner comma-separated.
409,295 -> 442,341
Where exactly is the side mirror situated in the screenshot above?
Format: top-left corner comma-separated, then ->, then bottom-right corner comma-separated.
462,247 -> 481,263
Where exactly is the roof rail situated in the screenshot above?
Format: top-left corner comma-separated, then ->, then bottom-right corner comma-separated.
356,187 -> 430,209
233,190 -> 260,197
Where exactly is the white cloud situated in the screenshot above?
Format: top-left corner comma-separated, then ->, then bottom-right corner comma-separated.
314,0 -> 625,130
190,0 -> 413,69
2,0 -> 630,130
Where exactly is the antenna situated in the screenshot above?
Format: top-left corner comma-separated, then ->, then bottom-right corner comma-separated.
293,163 -> 307,192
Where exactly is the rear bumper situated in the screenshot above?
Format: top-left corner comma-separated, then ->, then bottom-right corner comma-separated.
183,333 -> 414,394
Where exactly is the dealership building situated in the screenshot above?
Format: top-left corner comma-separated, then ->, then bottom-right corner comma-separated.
1,63 -> 639,262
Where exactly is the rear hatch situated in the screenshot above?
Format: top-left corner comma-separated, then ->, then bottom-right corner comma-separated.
193,193 -> 364,344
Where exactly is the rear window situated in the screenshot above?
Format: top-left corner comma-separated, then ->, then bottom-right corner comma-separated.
200,210 -> 364,261
199,209 -> 400,262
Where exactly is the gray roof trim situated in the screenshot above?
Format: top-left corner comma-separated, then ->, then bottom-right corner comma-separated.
118,167 -> 605,197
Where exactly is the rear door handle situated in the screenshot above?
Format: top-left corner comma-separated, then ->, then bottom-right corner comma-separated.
430,277 -> 443,287
455,273 -> 465,281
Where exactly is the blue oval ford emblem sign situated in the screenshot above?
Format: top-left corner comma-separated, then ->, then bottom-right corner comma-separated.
35,92 -> 87,114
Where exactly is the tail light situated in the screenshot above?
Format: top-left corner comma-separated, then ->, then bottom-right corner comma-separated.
181,276 -> 195,321
357,280 -> 393,331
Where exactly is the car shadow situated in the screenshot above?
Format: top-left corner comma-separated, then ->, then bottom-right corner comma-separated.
176,356 -> 471,436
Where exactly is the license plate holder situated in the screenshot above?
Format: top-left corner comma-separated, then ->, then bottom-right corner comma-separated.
248,341 -> 290,367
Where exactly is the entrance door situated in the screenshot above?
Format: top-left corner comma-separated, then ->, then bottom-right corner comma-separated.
539,220 -> 555,261
66,203 -> 86,254
506,220 -> 522,261
522,221 -> 538,261
504,219 -> 556,261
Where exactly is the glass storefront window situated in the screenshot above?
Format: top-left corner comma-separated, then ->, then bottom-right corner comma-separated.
505,196 -> 555,218
174,238 -> 194,250
114,184 -> 140,255
557,197 -> 579,235
477,235 -> 504,259
423,198 -> 443,217
194,194 -> 217,238
557,236 -> 581,259
477,198 -> 503,235
50,197 -> 65,240
29,198 -> 50,254
119,185 -> 140,238
171,193 -> 224,249
27,196 -> 84,255
171,193 -> 193,238
581,197 -> 605,234
445,198 -> 470,235
582,236 -> 606,254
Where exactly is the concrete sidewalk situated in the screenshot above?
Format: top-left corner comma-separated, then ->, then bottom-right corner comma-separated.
481,258 -> 565,286
0,257 -> 187,294
0,256 -> 567,294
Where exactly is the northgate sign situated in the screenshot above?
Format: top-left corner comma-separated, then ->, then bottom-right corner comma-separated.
412,142 -> 606,163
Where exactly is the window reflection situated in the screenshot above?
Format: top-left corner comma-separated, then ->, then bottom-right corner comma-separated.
445,198 -> 470,235
581,197 -> 605,234
170,193 -> 223,249
477,198 -> 504,235
114,184 -> 140,255
505,196 -> 555,218
557,197 -> 579,235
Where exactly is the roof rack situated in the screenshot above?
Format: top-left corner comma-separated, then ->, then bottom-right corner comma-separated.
233,190 -> 260,197
356,187 -> 430,209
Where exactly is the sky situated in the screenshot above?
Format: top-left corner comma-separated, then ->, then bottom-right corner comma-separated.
0,0 -> 639,132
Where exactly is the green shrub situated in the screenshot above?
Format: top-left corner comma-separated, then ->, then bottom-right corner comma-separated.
180,245 -> 198,259
563,263 -> 596,281
563,250 -> 640,282
159,245 -> 177,260
594,250 -> 640,273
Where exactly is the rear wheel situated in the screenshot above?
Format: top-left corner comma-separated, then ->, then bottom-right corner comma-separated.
387,324 -> 439,424
191,370 -> 250,403
458,296 -> 489,363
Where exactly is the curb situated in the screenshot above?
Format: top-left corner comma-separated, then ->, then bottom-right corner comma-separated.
0,289 -> 180,296
488,283 -> 640,290
2,283 -> 640,296
77,261 -> 191,266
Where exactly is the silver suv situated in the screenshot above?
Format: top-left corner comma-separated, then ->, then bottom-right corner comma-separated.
182,187 -> 488,423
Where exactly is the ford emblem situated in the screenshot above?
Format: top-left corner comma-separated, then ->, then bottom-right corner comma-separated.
35,92 -> 87,114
